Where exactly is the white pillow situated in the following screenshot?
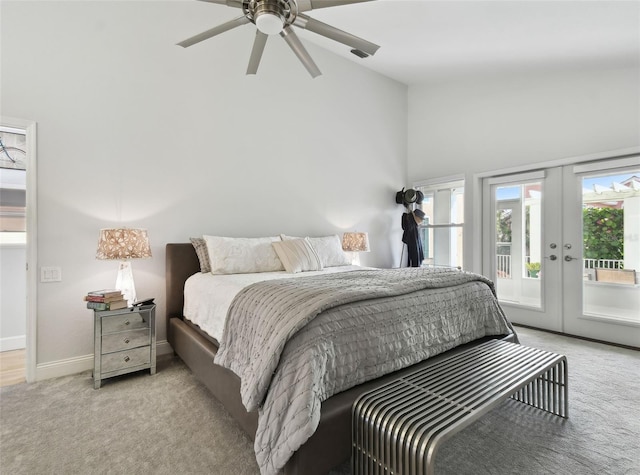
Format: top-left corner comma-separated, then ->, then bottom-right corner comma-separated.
280,234 -> 301,240
272,238 -> 323,273
307,235 -> 350,267
204,235 -> 284,274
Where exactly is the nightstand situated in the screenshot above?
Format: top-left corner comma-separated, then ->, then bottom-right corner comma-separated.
93,304 -> 156,389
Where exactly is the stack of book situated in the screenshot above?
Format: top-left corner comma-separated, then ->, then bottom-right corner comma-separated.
85,289 -> 128,311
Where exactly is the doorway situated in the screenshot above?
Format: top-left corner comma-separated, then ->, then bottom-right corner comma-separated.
0,118 -> 36,383
483,157 -> 640,347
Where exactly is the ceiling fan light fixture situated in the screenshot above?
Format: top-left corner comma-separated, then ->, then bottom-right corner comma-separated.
254,1 -> 287,35
256,12 -> 284,34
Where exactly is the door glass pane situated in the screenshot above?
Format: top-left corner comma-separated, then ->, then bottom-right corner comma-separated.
582,171 -> 640,323
494,182 -> 542,308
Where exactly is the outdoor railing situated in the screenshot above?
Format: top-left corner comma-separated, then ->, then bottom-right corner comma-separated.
495,255 -> 624,278
496,254 -> 511,278
583,258 -> 624,270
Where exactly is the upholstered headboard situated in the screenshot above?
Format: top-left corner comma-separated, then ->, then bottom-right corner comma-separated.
165,243 -> 200,331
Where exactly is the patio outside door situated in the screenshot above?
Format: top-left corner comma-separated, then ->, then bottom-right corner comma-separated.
483,157 -> 640,347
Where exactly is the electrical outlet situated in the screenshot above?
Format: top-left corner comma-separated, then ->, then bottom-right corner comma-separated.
41,266 -> 62,282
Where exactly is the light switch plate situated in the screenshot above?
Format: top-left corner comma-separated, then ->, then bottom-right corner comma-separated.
41,266 -> 62,282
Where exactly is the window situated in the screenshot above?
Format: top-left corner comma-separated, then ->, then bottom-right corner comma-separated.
416,179 -> 464,269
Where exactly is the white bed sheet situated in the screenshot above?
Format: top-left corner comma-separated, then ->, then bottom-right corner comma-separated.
183,265 -> 366,342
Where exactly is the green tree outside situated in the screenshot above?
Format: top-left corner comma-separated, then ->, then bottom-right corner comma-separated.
583,207 -> 624,263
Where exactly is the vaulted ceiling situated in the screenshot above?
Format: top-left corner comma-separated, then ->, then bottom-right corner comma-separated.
297,0 -> 640,85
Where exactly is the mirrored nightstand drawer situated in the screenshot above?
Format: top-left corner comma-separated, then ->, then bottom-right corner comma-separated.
102,312 -> 149,334
101,346 -> 151,373
102,328 -> 150,354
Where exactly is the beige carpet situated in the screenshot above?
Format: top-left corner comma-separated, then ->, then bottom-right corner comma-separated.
434,327 -> 640,475
1,327 -> 638,474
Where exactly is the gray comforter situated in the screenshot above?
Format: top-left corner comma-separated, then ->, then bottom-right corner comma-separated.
214,267 -> 515,475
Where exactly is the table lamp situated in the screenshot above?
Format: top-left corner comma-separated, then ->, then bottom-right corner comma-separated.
342,232 -> 370,265
96,228 -> 151,305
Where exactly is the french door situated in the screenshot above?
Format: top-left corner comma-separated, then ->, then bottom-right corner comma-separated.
483,157 -> 640,347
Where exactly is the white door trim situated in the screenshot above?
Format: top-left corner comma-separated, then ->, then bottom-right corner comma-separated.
475,147 -> 640,179
1,116 -> 37,383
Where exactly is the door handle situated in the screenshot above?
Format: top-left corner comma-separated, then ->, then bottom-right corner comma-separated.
545,255 -> 557,261
564,255 -> 578,262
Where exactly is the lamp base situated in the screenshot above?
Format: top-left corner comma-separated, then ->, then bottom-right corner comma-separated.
346,251 -> 361,266
115,261 -> 137,306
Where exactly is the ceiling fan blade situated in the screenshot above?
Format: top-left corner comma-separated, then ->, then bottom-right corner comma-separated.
177,16 -> 250,48
280,26 -> 321,78
198,0 -> 243,7
294,13 -> 379,56
246,31 -> 269,75
297,0 -> 374,12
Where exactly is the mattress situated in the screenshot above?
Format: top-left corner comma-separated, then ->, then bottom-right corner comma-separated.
183,265 -> 366,342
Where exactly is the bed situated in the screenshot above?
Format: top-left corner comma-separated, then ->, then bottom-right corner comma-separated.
165,240 -> 518,475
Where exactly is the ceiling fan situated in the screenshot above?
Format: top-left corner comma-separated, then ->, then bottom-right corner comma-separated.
178,0 -> 380,78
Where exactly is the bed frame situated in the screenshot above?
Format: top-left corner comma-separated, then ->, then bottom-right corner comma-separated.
165,243 -> 517,475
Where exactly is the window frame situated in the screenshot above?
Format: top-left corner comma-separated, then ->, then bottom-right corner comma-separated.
414,177 -> 465,269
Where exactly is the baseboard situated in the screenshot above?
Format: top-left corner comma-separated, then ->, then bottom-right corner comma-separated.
35,354 -> 94,381
512,324 -> 640,351
156,340 -> 173,357
0,335 -> 26,352
34,340 -> 173,382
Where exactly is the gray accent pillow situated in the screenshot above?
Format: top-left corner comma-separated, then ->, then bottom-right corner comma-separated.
190,237 -> 211,273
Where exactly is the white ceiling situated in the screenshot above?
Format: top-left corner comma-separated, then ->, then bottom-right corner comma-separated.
297,0 -> 640,85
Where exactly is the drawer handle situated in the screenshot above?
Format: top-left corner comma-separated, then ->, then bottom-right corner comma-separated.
124,338 -> 130,344
124,355 -> 130,362
124,320 -> 130,326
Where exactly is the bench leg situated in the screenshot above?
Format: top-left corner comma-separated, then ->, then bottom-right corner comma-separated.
511,358 -> 569,418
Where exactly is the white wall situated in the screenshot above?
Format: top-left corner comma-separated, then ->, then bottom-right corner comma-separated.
1,1 -> 407,373
407,66 -> 640,271
408,67 -> 640,179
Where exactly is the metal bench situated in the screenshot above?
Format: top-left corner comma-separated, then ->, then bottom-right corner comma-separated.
352,339 -> 568,475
